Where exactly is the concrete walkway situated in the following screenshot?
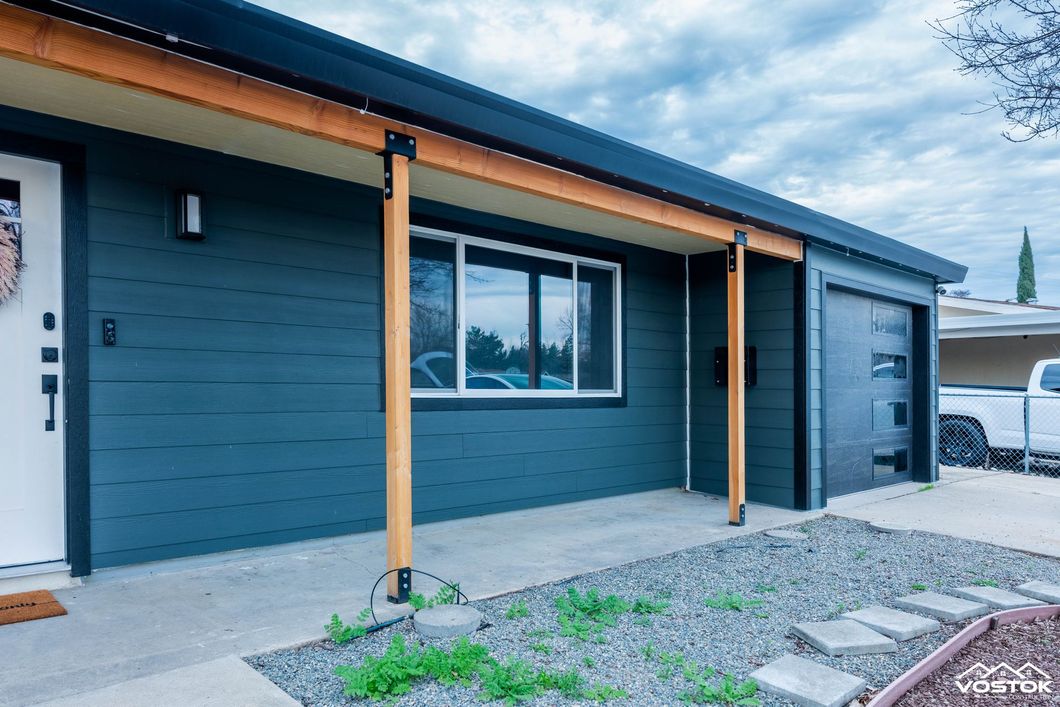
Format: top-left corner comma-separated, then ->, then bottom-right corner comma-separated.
829,467 -> 1060,558
2,489 -> 805,706
3,468 -> 1056,706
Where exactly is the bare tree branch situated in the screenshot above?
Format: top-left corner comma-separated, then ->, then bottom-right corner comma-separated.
931,0 -> 1060,140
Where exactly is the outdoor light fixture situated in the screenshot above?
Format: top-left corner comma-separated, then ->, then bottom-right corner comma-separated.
176,190 -> 204,241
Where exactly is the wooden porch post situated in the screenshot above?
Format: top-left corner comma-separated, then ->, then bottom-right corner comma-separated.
382,133 -> 415,601
727,233 -> 747,526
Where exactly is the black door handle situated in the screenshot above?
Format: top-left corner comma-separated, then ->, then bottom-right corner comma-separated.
41,374 -> 57,431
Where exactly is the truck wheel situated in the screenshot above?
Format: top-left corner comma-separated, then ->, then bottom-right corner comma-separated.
939,419 -> 988,468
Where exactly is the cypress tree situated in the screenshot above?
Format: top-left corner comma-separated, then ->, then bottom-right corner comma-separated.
1017,226 -> 1037,303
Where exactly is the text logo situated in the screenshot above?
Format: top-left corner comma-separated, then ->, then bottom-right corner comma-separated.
954,662 -> 1053,695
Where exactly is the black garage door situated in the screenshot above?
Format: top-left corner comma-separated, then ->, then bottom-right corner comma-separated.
825,290 -> 914,496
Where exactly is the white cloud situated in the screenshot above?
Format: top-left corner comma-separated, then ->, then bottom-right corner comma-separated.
259,0 -> 1060,302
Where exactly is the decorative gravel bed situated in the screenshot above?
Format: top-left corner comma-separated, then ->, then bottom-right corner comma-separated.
247,516 -> 1060,705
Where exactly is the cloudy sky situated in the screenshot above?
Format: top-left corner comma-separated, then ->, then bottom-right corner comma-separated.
260,0 -> 1060,303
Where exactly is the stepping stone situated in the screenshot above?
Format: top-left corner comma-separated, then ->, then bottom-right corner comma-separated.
790,619 -> 897,656
750,654 -> 866,707
894,592 -> 989,622
841,605 -> 940,641
869,521 -> 912,535
951,585 -> 1046,609
1016,580 -> 1060,604
413,604 -> 482,638
765,529 -> 809,541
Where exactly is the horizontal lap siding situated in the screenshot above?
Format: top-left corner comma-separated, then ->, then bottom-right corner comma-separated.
2,107 -> 686,568
689,251 -> 796,507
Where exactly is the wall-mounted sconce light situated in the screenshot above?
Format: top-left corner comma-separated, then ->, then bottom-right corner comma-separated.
176,190 -> 204,241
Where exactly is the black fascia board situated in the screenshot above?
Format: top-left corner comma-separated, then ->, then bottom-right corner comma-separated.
18,0 -> 967,283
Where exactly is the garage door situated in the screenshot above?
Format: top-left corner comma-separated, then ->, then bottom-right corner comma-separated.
825,290 -> 913,496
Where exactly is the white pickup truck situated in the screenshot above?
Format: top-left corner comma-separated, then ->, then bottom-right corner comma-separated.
939,358 -> 1060,468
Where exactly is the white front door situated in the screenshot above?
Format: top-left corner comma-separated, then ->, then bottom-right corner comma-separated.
0,153 -> 65,569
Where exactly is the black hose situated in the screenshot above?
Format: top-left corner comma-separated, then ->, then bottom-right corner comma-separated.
367,568 -> 469,626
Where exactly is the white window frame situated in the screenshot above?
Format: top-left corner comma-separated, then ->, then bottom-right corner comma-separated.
410,225 -> 622,399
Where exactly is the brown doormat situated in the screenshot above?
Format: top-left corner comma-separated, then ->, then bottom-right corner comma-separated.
0,589 -> 67,626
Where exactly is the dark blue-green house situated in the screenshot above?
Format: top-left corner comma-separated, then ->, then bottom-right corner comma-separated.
0,0 -> 966,585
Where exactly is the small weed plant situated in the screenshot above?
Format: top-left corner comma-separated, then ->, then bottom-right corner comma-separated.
754,584 -> 776,594
631,595 -> 671,615
703,592 -> 763,612
530,642 -> 552,655
640,642 -> 759,705
408,582 -> 460,611
918,483 -> 935,492
910,583 -> 928,591
325,607 -> 372,644
680,671 -> 760,705
854,548 -> 868,560
972,578 -> 999,587
505,600 -> 530,620
555,587 -> 632,642
334,633 -> 626,703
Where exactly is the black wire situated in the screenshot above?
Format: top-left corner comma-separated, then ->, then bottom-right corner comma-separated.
368,568 -> 469,626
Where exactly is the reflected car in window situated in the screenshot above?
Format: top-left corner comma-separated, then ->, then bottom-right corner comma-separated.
465,373 -> 573,390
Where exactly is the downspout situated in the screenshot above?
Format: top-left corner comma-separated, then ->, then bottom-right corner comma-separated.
685,254 -> 692,490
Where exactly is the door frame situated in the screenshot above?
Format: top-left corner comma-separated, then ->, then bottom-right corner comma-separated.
0,129 -> 89,577
820,273 -> 934,502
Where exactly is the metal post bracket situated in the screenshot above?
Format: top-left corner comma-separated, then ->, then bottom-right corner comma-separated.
380,131 -> 417,201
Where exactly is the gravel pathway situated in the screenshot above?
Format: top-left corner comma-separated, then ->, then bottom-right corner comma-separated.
246,516 -> 1060,706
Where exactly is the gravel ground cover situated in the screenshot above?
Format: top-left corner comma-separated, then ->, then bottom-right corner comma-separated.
895,616 -> 1059,706
247,516 -> 1060,706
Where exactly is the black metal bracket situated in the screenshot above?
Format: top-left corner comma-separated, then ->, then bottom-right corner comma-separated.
729,503 -> 746,527
380,131 -> 417,201
728,231 -> 747,272
714,346 -> 757,387
387,566 -> 412,604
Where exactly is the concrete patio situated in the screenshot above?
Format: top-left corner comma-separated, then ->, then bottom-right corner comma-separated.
2,467 -> 1056,706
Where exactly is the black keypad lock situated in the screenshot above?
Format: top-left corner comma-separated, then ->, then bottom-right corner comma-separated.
43,312 -> 55,330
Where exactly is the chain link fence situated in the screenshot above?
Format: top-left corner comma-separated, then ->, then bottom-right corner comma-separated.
939,391 -> 1060,477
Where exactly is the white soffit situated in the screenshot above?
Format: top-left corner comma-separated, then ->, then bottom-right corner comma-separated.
940,311 -> 1060,339
0,56 -> 724,255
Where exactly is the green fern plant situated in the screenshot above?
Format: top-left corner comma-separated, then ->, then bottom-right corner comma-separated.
325,607 -> 372,644
679,671 -> 759,705
703,593 -> 763,611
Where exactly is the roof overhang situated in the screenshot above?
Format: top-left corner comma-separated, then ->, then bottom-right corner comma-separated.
940,311 -> 1060,339
2,0 -> 967,281
0,2 -> 809,258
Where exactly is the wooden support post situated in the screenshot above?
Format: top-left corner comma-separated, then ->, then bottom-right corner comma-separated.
727,235 -> 747,526
382,141 -> 414,601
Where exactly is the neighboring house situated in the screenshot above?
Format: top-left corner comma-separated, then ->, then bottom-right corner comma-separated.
939,295 -> 1060,388
0,0 -> 965,592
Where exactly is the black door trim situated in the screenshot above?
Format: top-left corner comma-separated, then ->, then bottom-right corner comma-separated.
820,273 -> 934,502
0,130 -> 90,577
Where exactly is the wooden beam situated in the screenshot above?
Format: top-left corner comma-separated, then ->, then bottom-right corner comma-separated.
726,241 -> 746,526
0,4 -> 802,261
383,153 -> 413,601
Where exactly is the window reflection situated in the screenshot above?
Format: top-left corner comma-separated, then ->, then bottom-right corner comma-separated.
578,265 -> 615,391
872,352 -> 908,380
872,399 -> 909,429
465,245 -> 573,390
410,237 -> 456,389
